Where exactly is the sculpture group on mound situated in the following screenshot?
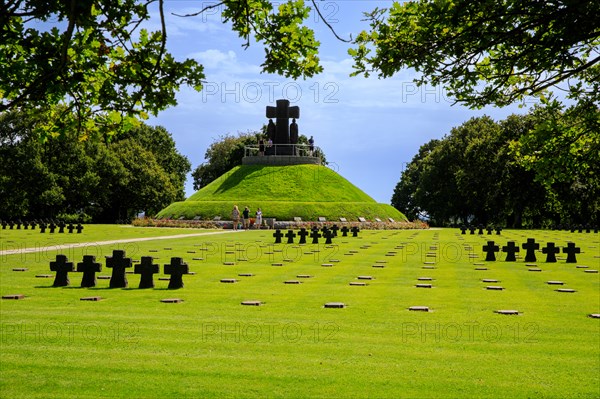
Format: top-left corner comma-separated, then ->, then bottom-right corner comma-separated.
259,99 -> 314,157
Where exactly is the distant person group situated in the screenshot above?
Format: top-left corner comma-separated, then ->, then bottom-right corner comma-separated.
231,205 -> 263,230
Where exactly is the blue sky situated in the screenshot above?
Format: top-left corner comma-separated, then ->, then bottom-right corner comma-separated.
148,1 -> 531,203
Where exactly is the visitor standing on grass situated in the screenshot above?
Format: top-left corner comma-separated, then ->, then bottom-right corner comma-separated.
232,205 -> 240,230
242,206 -> 250,230
255,208 -> 263,229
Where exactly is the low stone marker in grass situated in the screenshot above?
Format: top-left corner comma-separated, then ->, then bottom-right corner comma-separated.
2,294 -> 25,300
324,302 -> 345,308
495,310 -> 519,315
408,306 -> 430,312
241,300 -> 262,306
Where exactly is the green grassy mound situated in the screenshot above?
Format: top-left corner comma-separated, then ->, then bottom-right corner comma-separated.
157,165 -> 407,221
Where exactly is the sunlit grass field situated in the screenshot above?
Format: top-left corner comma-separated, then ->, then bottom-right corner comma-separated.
1,226 -> 598,398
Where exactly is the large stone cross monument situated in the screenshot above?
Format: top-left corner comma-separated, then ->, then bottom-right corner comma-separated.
266,99 -> 299,155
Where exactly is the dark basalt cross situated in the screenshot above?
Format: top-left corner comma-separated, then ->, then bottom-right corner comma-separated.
323,229 -> 334,245
562,243 -> 580,263
273,229 -> 284,244
351,226 -> 360,237
469,226 -> 476,235
48,222 -> 56,233
77,255 -> 102,287
50,254 -> 75,287
297,228 -> 309,244
477,224 -> 485,235
460,226 -> 467,235
522,238 -> 539,262
76,223 -> 84,233
340,226 -> 349,237
106,250 -> 133,288
483,241 -> 500,262
266,99 -> 299,146
486,227 -> 494,235
502,241 -> 519,262
331,225 -> 339,237
67,223 -> 75,233
495,226 -> 503,235
542,242 -> 560,263
310,229 -> 321,244
58,221 -> 66,233
164,257 -> 189,289
285,230 -> 296,244
135,256 -> 159,289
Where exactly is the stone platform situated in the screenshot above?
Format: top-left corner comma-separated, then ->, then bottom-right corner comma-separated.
242,155 -> 321,166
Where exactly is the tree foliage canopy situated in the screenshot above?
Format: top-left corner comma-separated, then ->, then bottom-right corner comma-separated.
0,109 -> 190,222
1,0 -> 323,140
392,113 -> 599,227
350,0 -> 600,108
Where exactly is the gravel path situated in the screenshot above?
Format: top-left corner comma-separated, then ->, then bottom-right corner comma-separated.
0,230 -> 241,256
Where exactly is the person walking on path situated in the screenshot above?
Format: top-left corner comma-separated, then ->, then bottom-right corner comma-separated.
231,205 -> 240,230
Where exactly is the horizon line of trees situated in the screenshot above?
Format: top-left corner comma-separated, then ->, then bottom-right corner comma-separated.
392,107 -> 599,228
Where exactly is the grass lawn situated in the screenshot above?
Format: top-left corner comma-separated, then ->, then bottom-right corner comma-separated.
1,226 -> 598,398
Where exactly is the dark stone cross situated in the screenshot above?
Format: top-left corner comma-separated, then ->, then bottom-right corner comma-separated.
522,238 -> 540,262
50,254 -> 75,287
77,255 -> 102,288
297,228 -> 309,244
351,226 -> 360,237
106,250 -> 133,288
340,226 -> 349,237
310,229 -> 321,244
1,220 -> 6,229
67,223 -> 75,233
76,223 -> 84,233
164,257 -> 189,289
460,226 -> 467,235
563,243 -> 581,263
15,220 -> 21,229
273,229 -> 284,244
323,229 -> 334,244
8,220 -> 14,229
495,226 -> 503,235
30,221 -> 37,230
23,221 -> 29,230
482,241 -> 500,262
39,223 -> 47,233
266,99 -> 300,155
48,222 -> 56,233
486,227 -> 494,235
469,226 -> 476,235
331,225 -> 339,237
58,221 -> 66,233
135,256 -> 159,289
285,230 -> 296,244
502,241 -> 520,262
542,242 -> 560,263
477,224 -> 485,235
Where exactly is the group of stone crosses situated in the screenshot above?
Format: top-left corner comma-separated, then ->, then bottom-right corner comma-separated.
0,219 -> 84,234
481,238 -> 581,263
273,225 -> 360,244
49,250 -> 188,290
461,224 -> 598,235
